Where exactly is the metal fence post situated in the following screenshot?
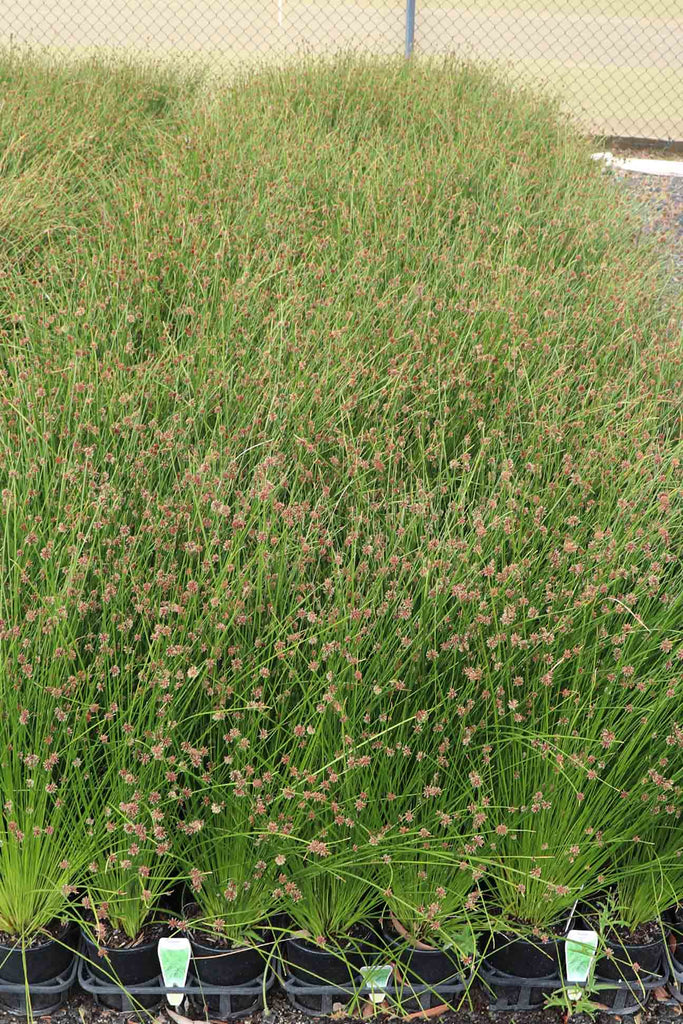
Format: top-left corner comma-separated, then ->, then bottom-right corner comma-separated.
405,0 -> 416,57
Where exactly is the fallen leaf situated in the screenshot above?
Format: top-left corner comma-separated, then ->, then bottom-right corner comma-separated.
166,1010 -> 197,1024
633,1013 -> 641,1024
401,1005 -> 450,1020
653,987 -> 669,1002
363,999 -> 392,1018
165,1010 -> 226,1024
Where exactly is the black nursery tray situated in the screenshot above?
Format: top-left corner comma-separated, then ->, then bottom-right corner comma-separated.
479,960 -> 669,1016
0,956 -> 78,1017
280,968 -> 471,1017
665,950 -> 683,1003
78,958 -> 275,1018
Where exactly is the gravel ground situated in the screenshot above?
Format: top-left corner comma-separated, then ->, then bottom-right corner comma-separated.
1,984 -> 683,1024
608,150 -> 683,294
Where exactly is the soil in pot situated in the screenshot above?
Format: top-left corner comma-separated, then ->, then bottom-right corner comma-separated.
482,918 -> 567,980
0,920 -> 78,1014
80,920 -> 166,1009
582,915 -> 666,983
382,920 -> 470,986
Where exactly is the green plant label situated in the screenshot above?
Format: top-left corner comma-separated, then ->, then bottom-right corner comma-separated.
158,937 -> 191,1007
565,928 -> 598,997
359,964 -> 393,1003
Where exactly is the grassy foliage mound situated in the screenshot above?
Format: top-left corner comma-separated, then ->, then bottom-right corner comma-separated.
0,51 -> 680,953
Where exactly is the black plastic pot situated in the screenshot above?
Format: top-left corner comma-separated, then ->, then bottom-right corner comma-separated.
575,905 -> 668,985
284,926 -> 382,986
669,908 -> 683,946
482,931 -> 562,980
80,927 -> 162,1009
180,896 -> 275,987
188,931 -> 273,1016
381,923 -> 466,985
0,921 -> 78,1013
190,931 -> 269,986
595,935 -> 665,983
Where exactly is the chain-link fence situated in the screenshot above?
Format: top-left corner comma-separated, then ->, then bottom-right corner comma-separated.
1,0 -> 681,140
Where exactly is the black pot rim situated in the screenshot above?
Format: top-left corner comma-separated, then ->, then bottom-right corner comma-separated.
189,928 -> 271,953
601,935 -> 667,953
481,931 -> 562,980
286,932 -> 376,957
79,923 -> 160,955
181,898 -> 271,940
381,922 -> 450,954
0,920 -> 74,952
486,924 -> 564,939
482,899 -> 572,933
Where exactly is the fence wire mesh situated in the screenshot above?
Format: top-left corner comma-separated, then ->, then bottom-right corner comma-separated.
0,0 -> 681,140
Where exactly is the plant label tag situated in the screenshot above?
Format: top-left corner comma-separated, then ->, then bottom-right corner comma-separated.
158,937 -> 191,1006
565,928 -> 598,998
359,964 -> 392,1003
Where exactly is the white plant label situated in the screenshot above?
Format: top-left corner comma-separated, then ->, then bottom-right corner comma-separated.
359,964 -> 393,1003
158,936 -> 192,1007
564,928 -> 598,1000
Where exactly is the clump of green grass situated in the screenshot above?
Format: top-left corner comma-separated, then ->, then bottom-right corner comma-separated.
0,50 -> 680,947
